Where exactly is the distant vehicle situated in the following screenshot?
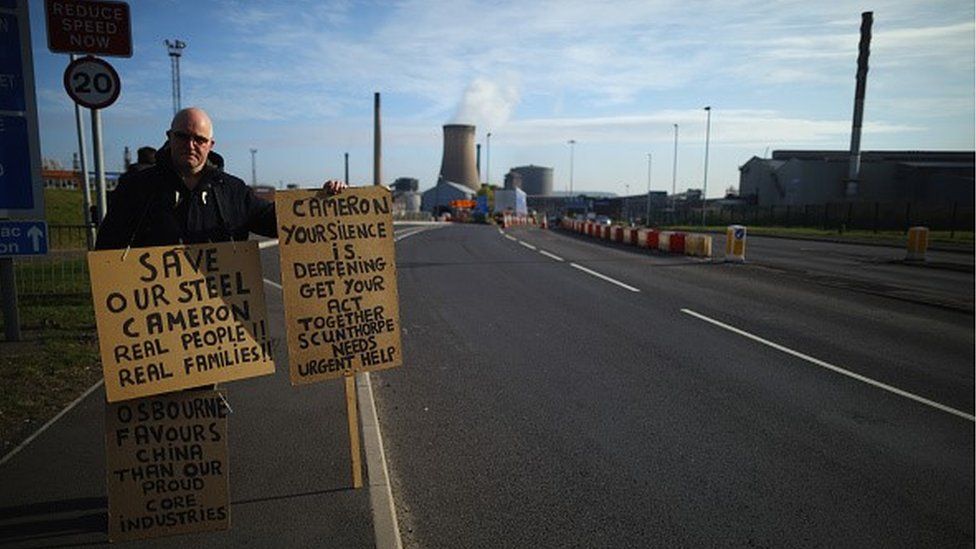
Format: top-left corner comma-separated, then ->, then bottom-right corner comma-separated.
594,216 -> 612,226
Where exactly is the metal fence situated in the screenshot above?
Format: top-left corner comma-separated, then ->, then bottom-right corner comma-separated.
13,224 -> 94,296
14,215 -> 438,296
634,201 -> 973,234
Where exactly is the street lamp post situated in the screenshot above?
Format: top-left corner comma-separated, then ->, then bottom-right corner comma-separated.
646,153 -> 652,225
567,139 -> 576,194
486,132 -> 492,186
671,124 -> 678,221
250,148 -> 257,186
702,106 -> 711,226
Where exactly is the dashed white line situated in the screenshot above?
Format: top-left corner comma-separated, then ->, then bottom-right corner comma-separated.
569,263 -> 641,292
538,250 -> 565,262
504,235 -> 518,241
519,241 -> 537,250
681,308 -> 975,422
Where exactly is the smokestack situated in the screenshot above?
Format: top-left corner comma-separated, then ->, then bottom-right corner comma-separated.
373,92 -> 381,186
846,11 -> 872,198
438,124 -> 480,191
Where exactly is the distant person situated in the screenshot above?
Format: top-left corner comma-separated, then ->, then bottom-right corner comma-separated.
96,107 -> 345,250
124,146 -> 157,173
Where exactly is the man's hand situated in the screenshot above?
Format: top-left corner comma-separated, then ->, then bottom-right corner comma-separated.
323,180 -> 347,194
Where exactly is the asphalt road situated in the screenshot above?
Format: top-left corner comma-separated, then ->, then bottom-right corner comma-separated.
373,223 -> 974,548
709,232 -> 974,312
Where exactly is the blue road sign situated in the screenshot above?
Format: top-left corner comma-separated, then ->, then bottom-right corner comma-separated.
0,115 -> 32,209
0,220 -> 47,256
475,195 -> 488,214
0,12 -> 26,112
734,227 -> 745,240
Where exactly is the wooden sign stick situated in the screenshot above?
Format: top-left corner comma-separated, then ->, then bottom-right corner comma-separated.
346,373 -> 364,488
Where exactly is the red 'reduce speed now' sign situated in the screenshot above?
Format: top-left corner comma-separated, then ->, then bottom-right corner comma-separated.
45,0 -> 132,58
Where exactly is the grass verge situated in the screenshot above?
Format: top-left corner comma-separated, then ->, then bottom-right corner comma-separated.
0,291 -> 101,457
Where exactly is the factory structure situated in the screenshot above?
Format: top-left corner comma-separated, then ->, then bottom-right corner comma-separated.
393,122 -> 972,229
739,150 -> 973,206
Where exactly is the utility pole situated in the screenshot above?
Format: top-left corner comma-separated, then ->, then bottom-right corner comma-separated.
567,139 -> 576,194
344,152 -> 349,185
486,132 -> 492,186
250,148 -> 257,186
646,153 -> 652,224
701,106 -> 711,226
165,39 -> 186,115
671,124 -> 678,218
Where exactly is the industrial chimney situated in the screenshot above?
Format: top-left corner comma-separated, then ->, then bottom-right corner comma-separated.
438,124 -> 480,191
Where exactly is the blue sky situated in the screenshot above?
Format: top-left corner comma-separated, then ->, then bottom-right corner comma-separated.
26,0 -> 976,197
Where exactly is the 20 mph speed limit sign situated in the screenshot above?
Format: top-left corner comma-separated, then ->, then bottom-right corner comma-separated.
63,56 -> 121,109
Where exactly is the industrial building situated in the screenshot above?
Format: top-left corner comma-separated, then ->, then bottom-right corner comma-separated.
739,150 -> 974,206
507,165 -> 554,196
494,188 -> 528,216
421,181 -> 476,215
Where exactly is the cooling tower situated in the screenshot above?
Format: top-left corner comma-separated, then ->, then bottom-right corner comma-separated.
439,124 -> 480,191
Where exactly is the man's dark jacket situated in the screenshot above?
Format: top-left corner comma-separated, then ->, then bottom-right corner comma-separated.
95,144 -> 276,250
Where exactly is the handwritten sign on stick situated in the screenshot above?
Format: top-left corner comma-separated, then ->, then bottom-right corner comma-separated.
88,241 -> 275,402
276,187 -> 402,385
106,390 -> 230,542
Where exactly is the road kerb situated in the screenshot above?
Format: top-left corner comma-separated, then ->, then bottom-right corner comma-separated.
357,372 -> 403,549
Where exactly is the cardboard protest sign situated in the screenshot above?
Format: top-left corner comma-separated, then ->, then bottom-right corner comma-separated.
88,241 -> 275,402
105,390 -> 230,542
275,187 -> 402,385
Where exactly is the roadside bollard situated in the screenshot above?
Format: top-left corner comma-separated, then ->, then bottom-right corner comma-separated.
669,232 -> 686,254
658,231 -> 673,253
906,226 -> 929,262
700,235 -> 713,258
646,229 -> 659,250
726,225 -> 746,262
684,234 -> 697,256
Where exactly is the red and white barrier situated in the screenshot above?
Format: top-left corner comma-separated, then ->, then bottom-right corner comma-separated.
557,220 -> 712,259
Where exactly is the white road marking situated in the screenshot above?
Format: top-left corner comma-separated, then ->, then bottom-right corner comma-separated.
569,263 -> 641,293
538,250 -> 565,262
681,308 -> 975,422
395,226 -> 440,241
0,379 -> 105,466
504,235 -> 518,241
519,241 -> 537,250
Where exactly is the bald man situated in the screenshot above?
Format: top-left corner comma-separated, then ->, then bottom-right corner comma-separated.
96,107 -> 343,250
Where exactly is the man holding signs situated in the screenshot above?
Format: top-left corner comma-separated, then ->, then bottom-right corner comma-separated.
88,107 -> 349,541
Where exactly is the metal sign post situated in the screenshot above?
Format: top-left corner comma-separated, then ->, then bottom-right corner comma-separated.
62,55 -> 121,222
